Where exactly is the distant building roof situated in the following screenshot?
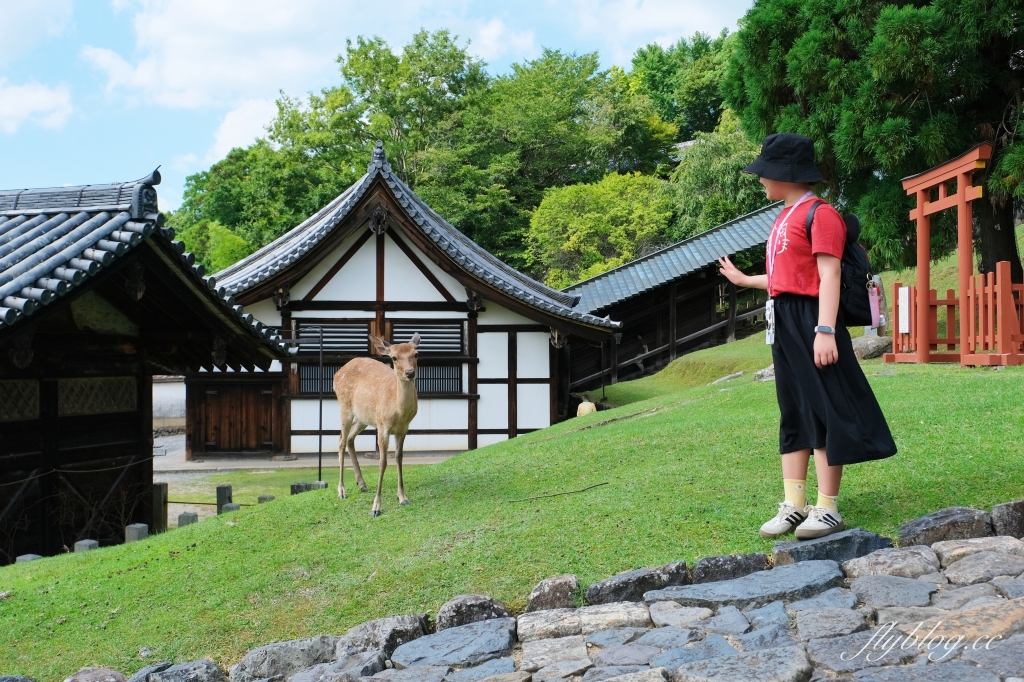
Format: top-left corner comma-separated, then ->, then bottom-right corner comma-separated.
0,172 -> 283,363
565,201 -> 783,313
217,142 -> 617,330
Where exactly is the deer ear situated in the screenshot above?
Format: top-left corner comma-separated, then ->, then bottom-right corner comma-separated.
410,332 -> 421,348
369,335 -> 391,355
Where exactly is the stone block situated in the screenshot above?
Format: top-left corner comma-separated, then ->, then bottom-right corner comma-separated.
63,668 -> 127,682
931,536 -> 1024,567
690,553 -> 767,583
851,334 -> 892,360
806,630 -> 917,673
151,660 -> 227,682
520,635 -> 589,672
517,609 -> 581,642
992,575 -> 1024,599
312,481 -> 328,490
773,528 -> 891,567
960,632 -> 1024,679
585,628 -> 648,648
794,608 -> 867,640
841,546 -> 939,580
125,523 -> 148,543
74,539 -> 99,552
889,596 -> 1024,642
850,575 -> 937,608
391,618 -> 516,670
592,645 -> 661,667
649,634 -> 737,670
731,623 -> 800,652
786,587 -> 857,613
532,659 -> 592,682
578,602 -> 653,635
898,506 -> 993,547
373,667 -> 452,682
743,601 -> 790,630
178,512 -> 199,527
221,503 -> 241,513
601,670 -> 666,682
582,667 -> 647,682
339,614 -> 428,659
444,658 -> 514,682
526,575 -> 578,612
692,605 -> 749,636
916,572 -> 947,585
435,594 -> 511,631
943,550 -> 1024,585
647,602 -> 711,628
229,635 -> 340,682
645,560 -> 843,610
586,562 -> 688,605
126,663 -> 172,682
993,499 -> 1024,539
853,660 -> 999,682
476,675 -> 531,682
258,495 -> 275,504
929,582 -> 997,609
670,645 -> 811,682
292,482 -> 311,495
633,626 -> 700,650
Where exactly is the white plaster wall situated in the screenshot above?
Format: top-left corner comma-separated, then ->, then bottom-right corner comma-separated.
153,379 -> 185,419
517,332 -> 550,378
244,298 -> 281,327
293,235 -> 377,301
477,434 -> 508,447
384,238 -> 453,301
409,399 -> 468,430
478,384 -> 508,429
477,332 -> 508,378
477,301 -> 536,325
291,433 -> 467,453
415,246 -> 467,301
517,384 -> 551,430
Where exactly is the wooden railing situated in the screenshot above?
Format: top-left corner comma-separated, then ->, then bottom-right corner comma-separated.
888,260 -> 1024,365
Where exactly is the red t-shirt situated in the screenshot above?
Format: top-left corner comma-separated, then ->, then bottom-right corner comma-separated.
767,200 -> 846,297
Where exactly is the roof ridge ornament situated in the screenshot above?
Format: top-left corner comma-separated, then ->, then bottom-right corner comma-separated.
368,140 -> 393,174
369,204 -> 389,235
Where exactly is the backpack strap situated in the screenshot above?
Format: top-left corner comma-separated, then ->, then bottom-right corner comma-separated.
804,199 -> 823,246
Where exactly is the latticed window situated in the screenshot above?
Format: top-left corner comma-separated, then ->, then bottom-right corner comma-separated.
415,365 -> 462,394
295,321 -> 370,354
58,377 -> 136,416
0,380 -> 39,421
393,322 -> 463,354
299,364 -> 343,394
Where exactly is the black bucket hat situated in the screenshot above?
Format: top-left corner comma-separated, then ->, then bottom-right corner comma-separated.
743,133 -> 826,183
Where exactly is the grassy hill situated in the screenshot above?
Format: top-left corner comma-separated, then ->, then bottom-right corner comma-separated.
3,338 -> 1024,679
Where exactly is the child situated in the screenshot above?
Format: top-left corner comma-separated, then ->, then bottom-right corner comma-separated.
718,133 -> 897,540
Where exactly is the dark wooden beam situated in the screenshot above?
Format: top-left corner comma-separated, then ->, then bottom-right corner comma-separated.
287,301 -> 470,312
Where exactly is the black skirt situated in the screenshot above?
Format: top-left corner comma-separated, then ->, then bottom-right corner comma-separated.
771,293 -> 898,466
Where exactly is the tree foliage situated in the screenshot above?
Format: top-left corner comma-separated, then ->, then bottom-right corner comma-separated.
723,0 -> 1024,277
175,219 -> 254,273
527,172 -> 675,288
667,110 -> 771,241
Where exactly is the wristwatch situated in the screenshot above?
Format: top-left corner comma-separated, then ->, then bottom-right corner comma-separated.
814,325 -> 836,334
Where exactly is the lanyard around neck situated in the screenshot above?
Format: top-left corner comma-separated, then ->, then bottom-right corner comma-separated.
767,191 -> 815,296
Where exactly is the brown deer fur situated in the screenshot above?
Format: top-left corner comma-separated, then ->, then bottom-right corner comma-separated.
333,333 -> 420,516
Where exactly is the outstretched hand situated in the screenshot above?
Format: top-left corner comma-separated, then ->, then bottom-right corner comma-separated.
717,256 -> 746,285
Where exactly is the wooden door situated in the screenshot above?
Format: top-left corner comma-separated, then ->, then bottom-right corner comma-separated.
203,384 -> 275,452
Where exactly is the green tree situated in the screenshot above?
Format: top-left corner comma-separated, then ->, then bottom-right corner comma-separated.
174,219 -> 254,272
527,172 -> 675,288
668,109 -> 771,241
723,0 -> 1024,278
631,31 -> 731,141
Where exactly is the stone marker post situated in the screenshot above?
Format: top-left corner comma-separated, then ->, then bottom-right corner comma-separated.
16,554 -> 41,562
74,539 -> 99,552
222,503 -> 241,513
178,512 -> 199,527
216,484 -> 232,514
152,482 -> 168,533
125,523 -> 148,543
312,481 -> 328,490
258,494 -> 275,503
291,482 -> 311,495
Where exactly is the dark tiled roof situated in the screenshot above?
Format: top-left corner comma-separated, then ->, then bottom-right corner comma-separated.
217,142 -> 617,330
565,202 -> 783,313
0,172 -> 283,351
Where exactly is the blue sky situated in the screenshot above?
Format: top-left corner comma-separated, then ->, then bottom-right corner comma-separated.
0,0 -> 753,212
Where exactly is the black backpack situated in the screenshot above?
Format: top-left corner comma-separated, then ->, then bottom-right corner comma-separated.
805,201 -> 876,327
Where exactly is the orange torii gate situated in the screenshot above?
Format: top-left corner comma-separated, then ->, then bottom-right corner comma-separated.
885,143 -> 1024,366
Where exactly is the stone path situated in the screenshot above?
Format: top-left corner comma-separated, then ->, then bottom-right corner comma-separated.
29,501 -> 1024,682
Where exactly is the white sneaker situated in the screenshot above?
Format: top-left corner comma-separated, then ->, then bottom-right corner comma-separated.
794,505 -> 845,539
759,501 -> 808,538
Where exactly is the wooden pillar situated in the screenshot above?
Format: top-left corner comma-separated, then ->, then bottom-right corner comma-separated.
957,172 -> 973,366
467,312 -> 478,450
726,282 -> 738,342
610,334 -> 619,384
668,282 -> 678,361
549,340 -> 558,427
375,230 -> 385,338
507,331 -> 517,439
996,260 -> 1015,356
916,189 -> 931,363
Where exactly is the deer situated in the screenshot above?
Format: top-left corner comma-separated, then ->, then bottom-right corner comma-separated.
333,333 -> 420,516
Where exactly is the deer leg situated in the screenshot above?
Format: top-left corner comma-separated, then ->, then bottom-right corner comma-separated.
396,434 -> 409,506
337,414 -> 348,499
349,423 -> 369,492
371,429 -> 389,517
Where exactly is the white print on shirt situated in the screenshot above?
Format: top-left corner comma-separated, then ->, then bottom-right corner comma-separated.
773,221 -> 789,255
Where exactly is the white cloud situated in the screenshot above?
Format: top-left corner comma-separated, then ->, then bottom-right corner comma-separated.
472,19 -> 537,62
207,99 -> 278,162
565,0 -> 751,64
0,79 -> 73,134
0,0 -> 73,66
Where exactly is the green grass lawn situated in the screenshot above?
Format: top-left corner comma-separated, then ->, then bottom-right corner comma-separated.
3,346 -> 1024,679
